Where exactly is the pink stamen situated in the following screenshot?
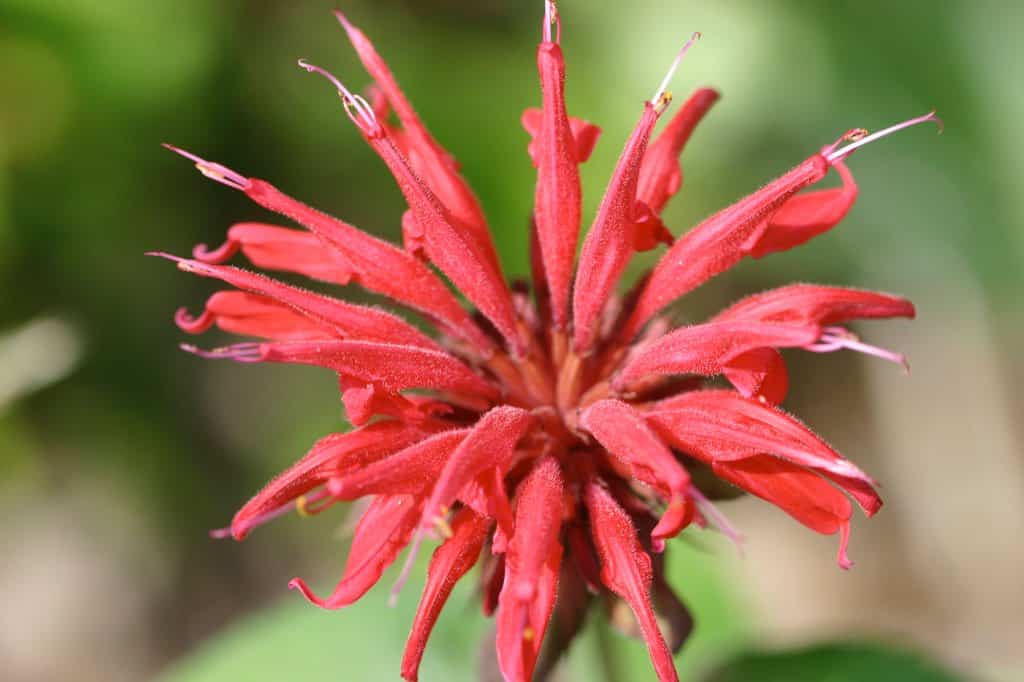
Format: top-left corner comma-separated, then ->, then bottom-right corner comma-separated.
389,527 -> 427,607
210,488 -> 331,539
180,342 -> 264,363
806,326 -> 910,373
542,0 -> 561,44
650,31 -> 701,109
297,59 -> 378,132
688,484 -> 744,556
162,144 -> 251,191
825,110 -> 943,164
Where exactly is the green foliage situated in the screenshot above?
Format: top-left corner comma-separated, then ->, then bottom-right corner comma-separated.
703,641 -> 967,682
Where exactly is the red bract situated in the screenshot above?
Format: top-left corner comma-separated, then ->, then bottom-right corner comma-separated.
156,4 -> 940,680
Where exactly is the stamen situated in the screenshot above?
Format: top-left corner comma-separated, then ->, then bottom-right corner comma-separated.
806,326 -> 910,373
180,342 -> 264,363
825,110 -> 943,164
161,144 -> 251,191
210,488 -> 330,539
650,31 -> 701,110
297,59 -> 378,132
688,484 -> 744,556
389,528 -> 427,607
542,0 -> 561,44
837,520 -> 854,570
821,128 -> 868,158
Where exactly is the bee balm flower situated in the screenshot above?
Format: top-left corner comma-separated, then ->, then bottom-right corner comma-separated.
154,4 -> 939,681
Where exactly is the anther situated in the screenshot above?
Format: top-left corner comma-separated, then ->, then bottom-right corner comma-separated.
650,31 -> 701,109
162,144 -> 251,191
806,326 -> 910,373
825,110 -> 942,164
297,59 -> 378,132
543,0 -> 561,44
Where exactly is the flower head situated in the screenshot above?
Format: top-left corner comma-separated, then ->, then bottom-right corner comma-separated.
155,5 -> 939,681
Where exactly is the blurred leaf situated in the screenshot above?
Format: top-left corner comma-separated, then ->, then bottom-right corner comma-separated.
702,641 -> 966,682
158,559 -> 486,682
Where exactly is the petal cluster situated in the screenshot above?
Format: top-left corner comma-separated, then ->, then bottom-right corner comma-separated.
157,6 -> 937,681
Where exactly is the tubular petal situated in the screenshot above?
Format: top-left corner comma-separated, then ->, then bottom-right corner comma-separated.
258,340 -> 500,401
743,160 -> 858,258
194,223 -> 355,285
333,11 -> 497,267
579,400 -> 692,547
532,39 -> 584,329
646,389 -> 882,516
156,254 -> 444,350
614,320 -> 820,392
713,283 -> 915,326
365,135 -> 524,355
328,429 -> 468,501
710,455 -> 855,567
420,406 -> 532,531
522,109 -> 601,166
230,421 -> 427,540
243,178 -> 498,354
721,347 -> 789,405
584,481 -> 679,682
290,494 -> 423,609
507,455 -> 565,602
179,291 -> 328,341
401,509 -> 490,681
573,104 -> 661,352
619,154 -> 830,343
637,87 -> 720,214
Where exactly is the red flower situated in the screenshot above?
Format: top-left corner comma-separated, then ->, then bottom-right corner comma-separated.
154,5 -> 940,681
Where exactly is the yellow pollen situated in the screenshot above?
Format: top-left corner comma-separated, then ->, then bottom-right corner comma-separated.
523,627 -> 535,641
296,495 -> 312,517
433,514 -> 454,539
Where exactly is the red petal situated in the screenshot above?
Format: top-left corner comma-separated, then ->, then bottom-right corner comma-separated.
573,104 -> 661,352
531,42 -> 584,329
290,493 -> 423,608
165,255 -> 443,349
721,347 -> 789,405
242,178 -> 497,354
615,321 -> 819,391
620,154 -> 831,343
632,202 -> 675,252
507,456 -> 565,601
328,428 -> 468,500
256,340 -> 499,400
179,291 -> 329,341
522,109 -> 601,166
496,538 -> 563,682
230,421 -> 426,539
711,455 -> 856,568
579,400 -> 691,547
338,378 -> 424,427
646,389 -> 881,516
336,12 -> 494,258
420,406 -> 532,530
584,481 -> 679,682
365,135 -> 523,355
714,283 -> 916,326
637,87 -> 719,214
401,508 -> 489,681
193,222 -> 353,285
744,160 -> 857,258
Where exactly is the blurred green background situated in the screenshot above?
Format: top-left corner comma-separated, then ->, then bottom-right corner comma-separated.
1,0 -> 1021,680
